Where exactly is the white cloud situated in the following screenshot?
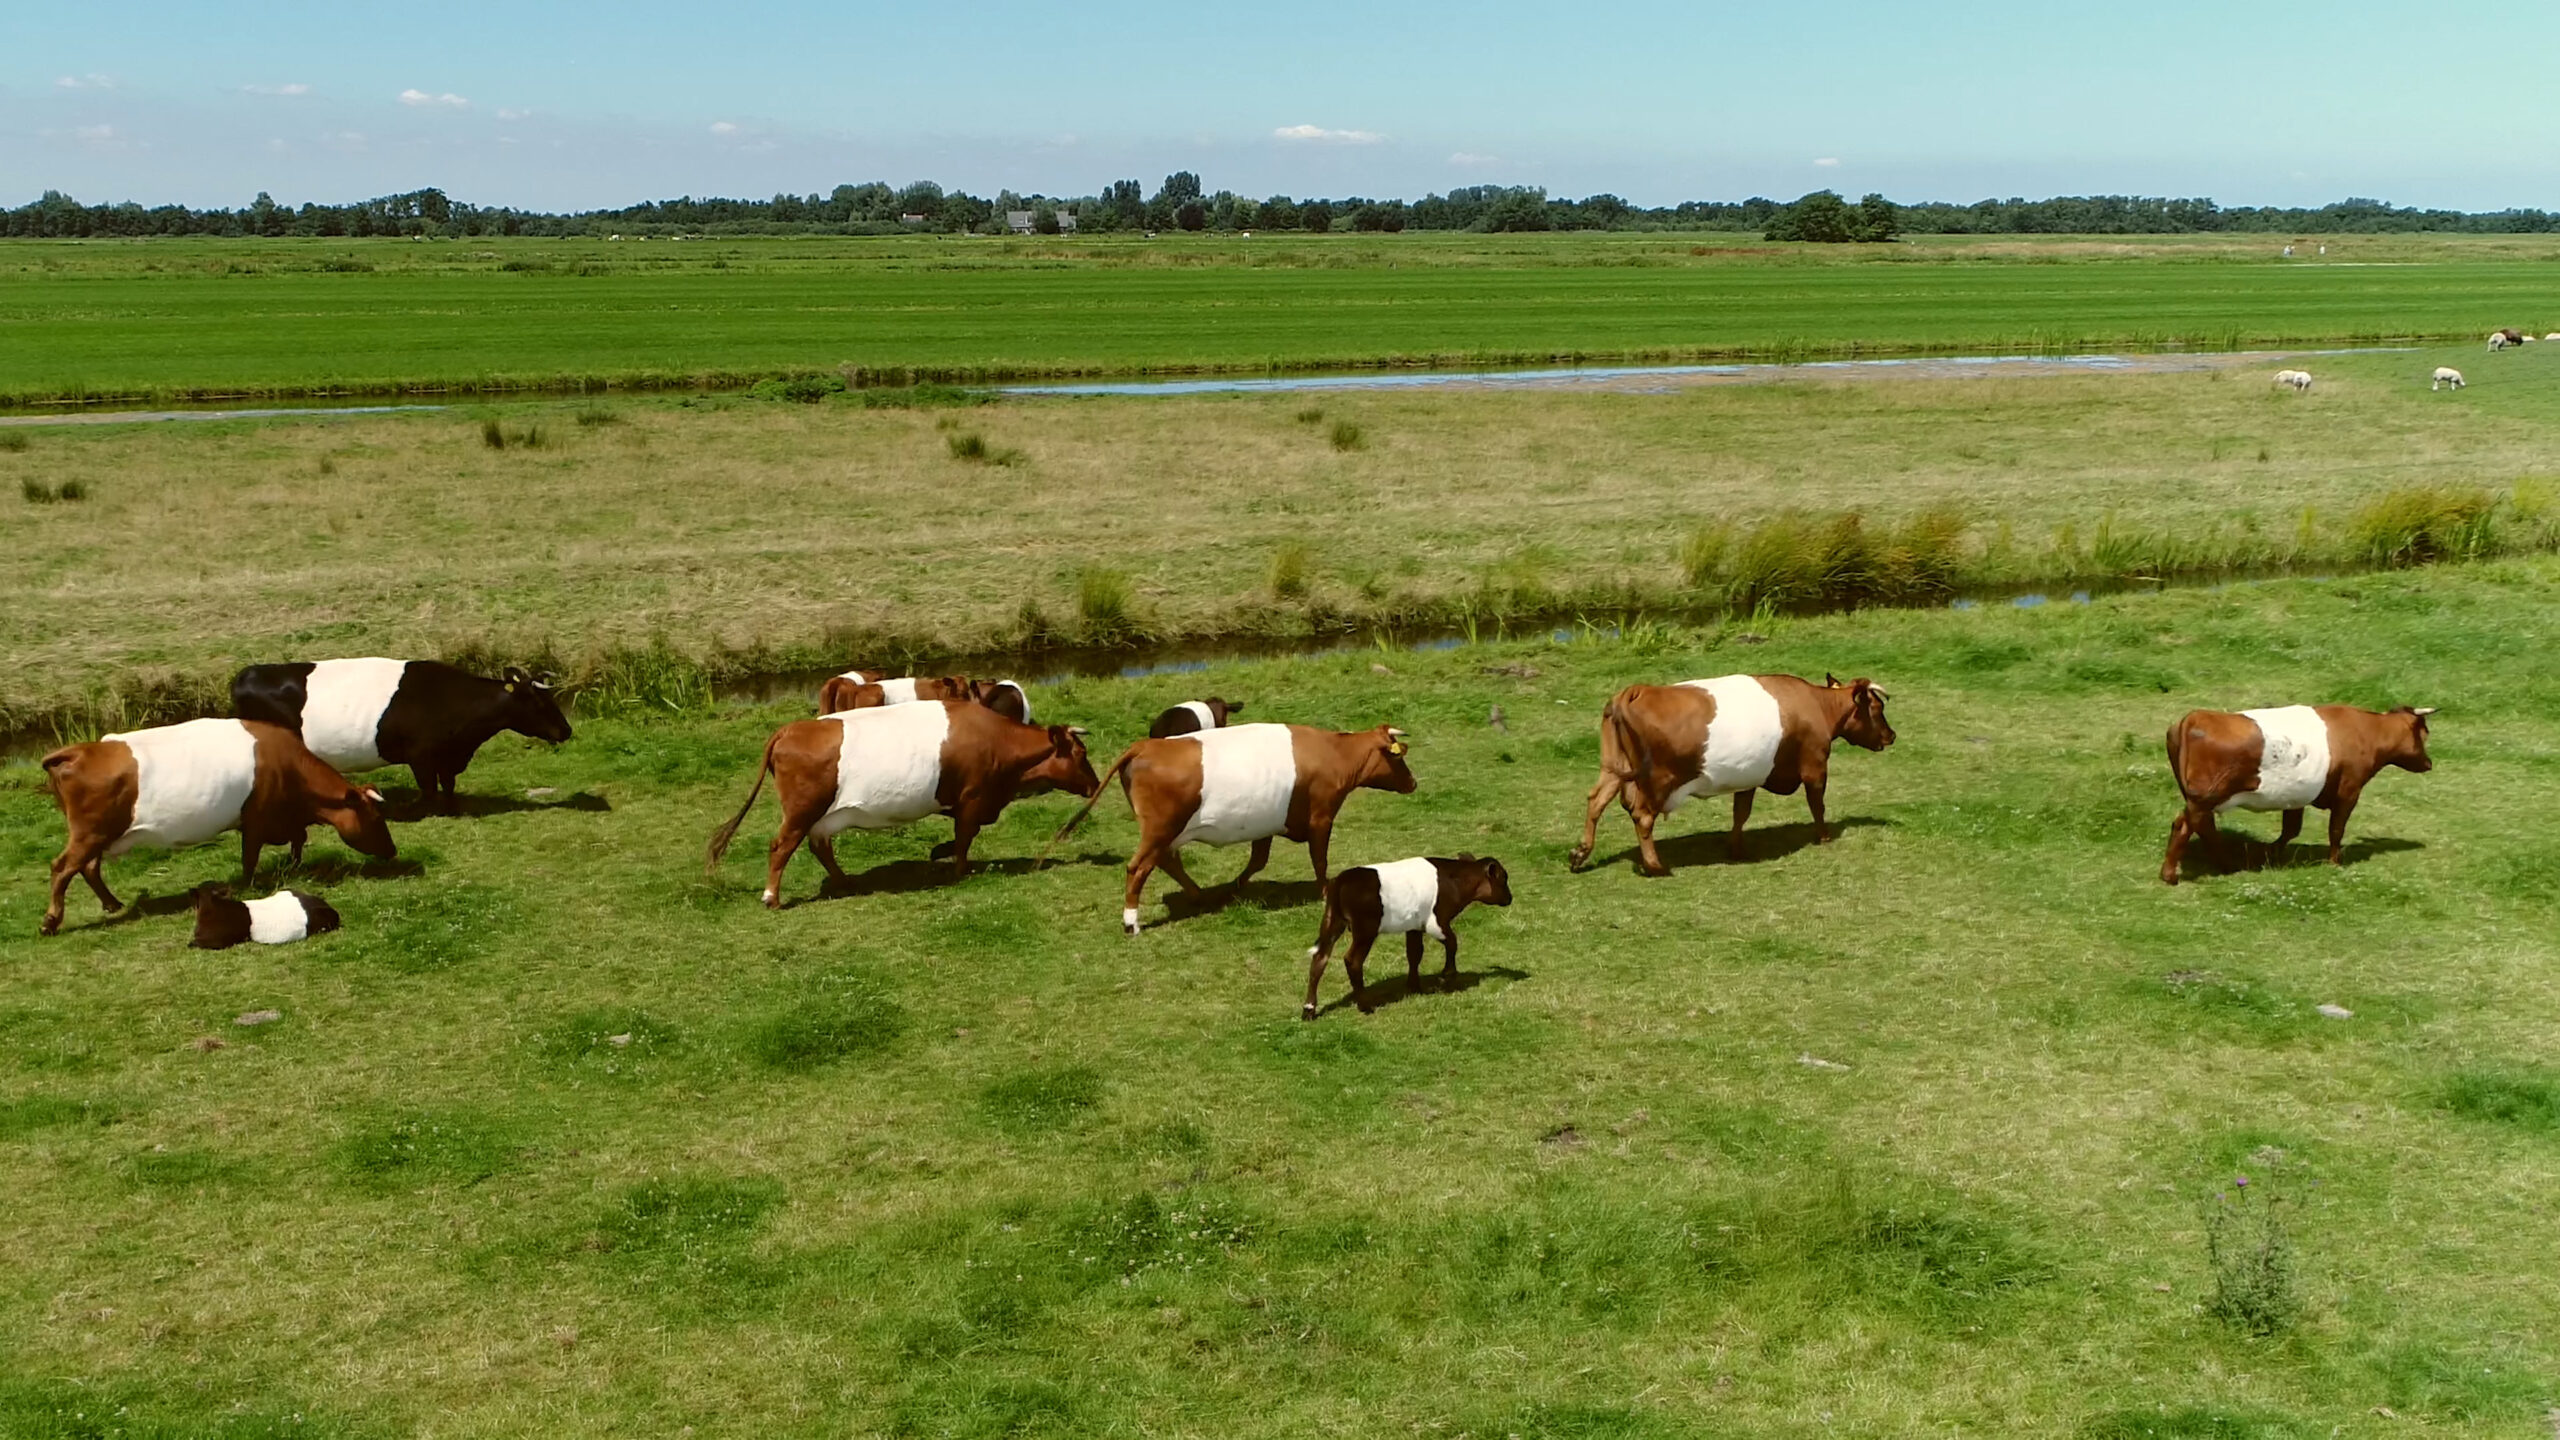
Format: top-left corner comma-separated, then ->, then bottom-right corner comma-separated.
243,82 -> 311,96
709,120 -> 740,136
1812,156 -> 1841,167
55,73 -> 114,90
1449,151 -> 1499,167
74,124 -> 116,141
321,130 -> 367,151
497,107 -> 531,121
1274,123 -> 1382,145
398,88 -> 470,109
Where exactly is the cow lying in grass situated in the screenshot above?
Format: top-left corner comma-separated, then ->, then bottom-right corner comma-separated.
191,886 -> 341,949
1302,855 -> 1510,1019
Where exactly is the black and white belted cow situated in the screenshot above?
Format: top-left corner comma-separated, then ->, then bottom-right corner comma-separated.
231,659 -> 572,813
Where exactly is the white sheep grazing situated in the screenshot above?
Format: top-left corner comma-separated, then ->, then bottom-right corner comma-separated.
2489,331 -> 2512,351
2433,367 -> 2466,391
2545,333 -> 2560,342
2272,369 -> 2313,392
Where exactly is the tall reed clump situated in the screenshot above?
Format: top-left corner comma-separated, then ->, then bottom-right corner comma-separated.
574,641 -> 714,719
2350,485 -> 2497,567
946,431 -> 1026,466
1329,420 -> 1366,452
1075,566 -> 1137,640
20,479 -> 86,504
1687,509 -> 1967,611
1268,542 -> 1312,601
0,431 -> 28,452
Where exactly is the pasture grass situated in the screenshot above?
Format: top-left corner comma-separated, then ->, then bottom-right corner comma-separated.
9,343 -> 2560,727
15,231 -> 2560,404
0,562 -> 2556,1434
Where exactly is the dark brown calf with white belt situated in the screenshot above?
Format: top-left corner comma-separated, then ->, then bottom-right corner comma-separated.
1303,855 -> 1511,1019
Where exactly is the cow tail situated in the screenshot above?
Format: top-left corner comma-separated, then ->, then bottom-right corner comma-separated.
1307,874 -> 1347,962
1039,743 -> 1140,865
1600,686 -> 1648,779
2163,716 -> 2190,803
38,747 -> 78,810
704,732 -> 782,875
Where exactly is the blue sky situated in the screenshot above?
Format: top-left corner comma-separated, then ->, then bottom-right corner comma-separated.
7,0 -> 2558,211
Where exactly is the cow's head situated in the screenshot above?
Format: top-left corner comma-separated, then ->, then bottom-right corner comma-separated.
1826,674 -> 1896,750
1210,697 -> 1245,723
1360,726 -> 1419,794
323,783 -> 399,859
1458,853 -> 1512,908
2391,706 -> 2437,772
1024,725 -> 1101,798
501,666 -> 574,745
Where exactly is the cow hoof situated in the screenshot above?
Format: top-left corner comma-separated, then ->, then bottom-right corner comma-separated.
1300,1005 -> 1317,1021
1565,848 -> 1589,872
38,919 -> 60,938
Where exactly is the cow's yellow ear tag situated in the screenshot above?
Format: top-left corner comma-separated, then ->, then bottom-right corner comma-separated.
1388,741 -> 1409,756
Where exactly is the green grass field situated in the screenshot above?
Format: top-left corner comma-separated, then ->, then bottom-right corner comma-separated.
11,231 -> 2560,405
6,340 -> 2558,733
2,561 -> 2555,1437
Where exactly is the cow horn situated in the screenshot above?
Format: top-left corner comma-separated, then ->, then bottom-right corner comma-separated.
2412,706 -> 2437,716
1869,684 -> 1890,701
1067,725 -> 1089,737
362,787 -> 385,802
1385,726 -> 1407,738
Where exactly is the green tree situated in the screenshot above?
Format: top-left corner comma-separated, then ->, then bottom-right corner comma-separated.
1854,192 -> 1901,243
1767,190 -> 1853,242
1301,200 -> 1333,232
1175,200 -> 1207,231
1032,203 -> 1060,235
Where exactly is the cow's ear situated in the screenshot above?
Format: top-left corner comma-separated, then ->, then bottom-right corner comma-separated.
1825,672 -> 1840,687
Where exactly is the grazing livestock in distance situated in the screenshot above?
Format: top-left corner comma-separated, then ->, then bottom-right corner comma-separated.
2160,704 -> 2434,884
1052,722 -> 1417,935
39,719 -> 395,936
2490,329 -> 2526,350
982,680 -> 1032,724
191,886 -> 341,949
2433,367 -> 2466,391
1149,697 -> 1247,738
817,672 -> 1029,722
706,701 -> 1098,907
1568,674 -> 1896,876
2272,369 -> 2313,392
231,659 -> 571,813
1302,855 -> 1511,1019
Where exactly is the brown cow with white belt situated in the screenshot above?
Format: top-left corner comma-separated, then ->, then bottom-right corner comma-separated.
1567,674 -> 1895,876
818,672 -> 1033,724
1048,722 -> 1417,934
39,718 -> 395,936
2161,703 -> 2434,884
706,700 -> 1098,907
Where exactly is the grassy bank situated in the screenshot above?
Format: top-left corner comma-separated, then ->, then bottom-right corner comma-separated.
10,231 -> 2560,405
1,561 -> 2554,1436
6,343 -> 2560,734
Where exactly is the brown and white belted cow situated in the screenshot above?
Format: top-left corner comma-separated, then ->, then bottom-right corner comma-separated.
2160,703 -> 2435,884
1567,674 -> 1895,876
1049,722 -> 1417,935
38,718 -> 396,936
706,700 -> 1098,907
818,672 -> 1033,724
1302,854 -> 1511,1019
1149,697 -> 1246,738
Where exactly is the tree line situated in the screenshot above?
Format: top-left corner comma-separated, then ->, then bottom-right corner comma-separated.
8,178 -> 2559,242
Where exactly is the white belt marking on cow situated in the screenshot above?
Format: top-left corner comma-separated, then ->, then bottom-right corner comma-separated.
299,657 -> 408,773
1665,675 -> 1783,812
993,680 -> 1030,721
2220,706 -> 2331,812
874,677 -> 921,706
244,892 -> 312,944
1176,723 -> 1297,846
106,718 -> 259,855
814,701 -> 951,836
1364,857 -> 1447,939
1177,700 -> 1216,732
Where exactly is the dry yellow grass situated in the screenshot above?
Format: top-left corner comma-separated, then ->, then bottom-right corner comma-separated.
3,342 -> 2553,718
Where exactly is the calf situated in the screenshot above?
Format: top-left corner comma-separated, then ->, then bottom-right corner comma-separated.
2433,367 -> 2466,391
1569,674 -> 1895,875
191,886 -> 341,949
1051,722 -> 1417,935
1302,855 -> 1511,1019
1149,697 -> 1247,738
39,719 -> 395,936
232,659 -> 571,813
2161,703 -> 2435,884
706,701 -> 1098,907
